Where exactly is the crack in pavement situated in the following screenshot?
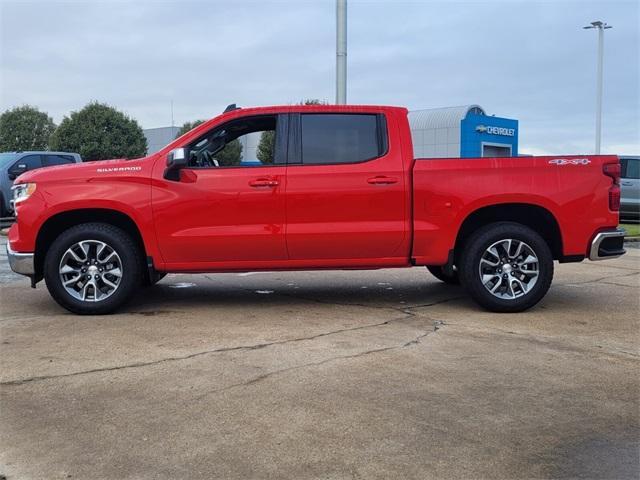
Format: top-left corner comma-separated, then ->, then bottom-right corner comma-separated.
579,261 -> 640,272
599,281 -> 640,289
193,320 -> 445,400
442,323 -> 640,360
557,271 -> 639,287
0,295 -> 460,387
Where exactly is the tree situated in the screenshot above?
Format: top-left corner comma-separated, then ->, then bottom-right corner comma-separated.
177,119 -> 241,165
256,130 -> 275,164
217,139 -> 242,166
0,105 -> 56,151
299,99 -> 325,105
176,120 -> 205,138
49,102 -> 147,160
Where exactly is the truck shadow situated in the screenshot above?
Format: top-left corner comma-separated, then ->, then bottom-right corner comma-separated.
125,276 -> 466,313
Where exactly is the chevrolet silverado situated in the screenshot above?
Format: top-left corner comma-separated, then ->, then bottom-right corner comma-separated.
7,104 -> 625,314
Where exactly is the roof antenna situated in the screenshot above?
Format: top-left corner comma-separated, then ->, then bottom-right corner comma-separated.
223,103 -> 240,113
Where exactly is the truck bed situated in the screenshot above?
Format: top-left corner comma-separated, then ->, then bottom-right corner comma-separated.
410,155 -> 620,265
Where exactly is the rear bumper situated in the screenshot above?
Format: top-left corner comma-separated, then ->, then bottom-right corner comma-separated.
6,243 -> 35,276
589,228 -> 626,261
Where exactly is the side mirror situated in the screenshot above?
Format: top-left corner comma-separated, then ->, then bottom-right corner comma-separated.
164,148 -> 188,181
8,163 -> 28,181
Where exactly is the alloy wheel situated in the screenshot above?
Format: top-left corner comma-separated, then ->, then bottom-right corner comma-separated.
478,238 -> 539,300
58,240 -> 123,302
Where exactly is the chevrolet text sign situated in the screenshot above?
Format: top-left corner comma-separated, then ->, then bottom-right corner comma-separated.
476,125 -> 515,137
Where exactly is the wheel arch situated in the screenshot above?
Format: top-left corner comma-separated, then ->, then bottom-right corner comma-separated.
454,203 -> 564,262
34,208 -> 148,280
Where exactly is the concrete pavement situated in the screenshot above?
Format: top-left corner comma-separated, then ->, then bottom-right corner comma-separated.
1,236 -> 638,479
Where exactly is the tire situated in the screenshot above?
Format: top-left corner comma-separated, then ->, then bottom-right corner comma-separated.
0,196 -> 7,218
44,223 -> 143,314
426,265 -> 460,285
459,222 -> 553,313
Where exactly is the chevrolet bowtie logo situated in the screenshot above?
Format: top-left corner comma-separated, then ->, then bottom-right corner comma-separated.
475,125 -> 488,133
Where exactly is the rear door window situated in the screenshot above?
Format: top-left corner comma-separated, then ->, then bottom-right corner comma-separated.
43,154 -> 75,167
300,114 -> 386,165
624,159 -> 639,179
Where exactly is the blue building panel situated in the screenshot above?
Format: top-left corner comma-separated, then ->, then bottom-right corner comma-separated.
460,113 -> 518,158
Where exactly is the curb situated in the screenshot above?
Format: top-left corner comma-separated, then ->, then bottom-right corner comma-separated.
624,236 -> 640,243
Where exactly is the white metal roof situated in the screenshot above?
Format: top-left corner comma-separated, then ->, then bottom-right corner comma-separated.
408,105 -> 485,130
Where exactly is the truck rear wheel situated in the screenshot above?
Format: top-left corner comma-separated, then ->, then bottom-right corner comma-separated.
459,222 -> 553,313
44,223 -> 143,314
426,265 -> 460,285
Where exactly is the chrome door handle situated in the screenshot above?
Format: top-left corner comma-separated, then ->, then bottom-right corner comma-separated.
249,178 -> 279,187
367,176 -> 398,185
621,181 -> 633,186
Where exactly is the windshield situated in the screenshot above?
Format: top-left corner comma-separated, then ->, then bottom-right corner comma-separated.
0,152 -> 17,167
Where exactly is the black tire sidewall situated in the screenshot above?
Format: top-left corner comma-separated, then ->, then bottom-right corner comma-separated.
460,222 -> 553,312
44,223 -> 142,314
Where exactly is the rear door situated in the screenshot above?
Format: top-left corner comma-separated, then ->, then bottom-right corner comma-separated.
285,112 -> 408,264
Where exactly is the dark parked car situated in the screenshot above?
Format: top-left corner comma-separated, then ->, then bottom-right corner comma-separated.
620,156 -> 639,222
0,151 -> 82,216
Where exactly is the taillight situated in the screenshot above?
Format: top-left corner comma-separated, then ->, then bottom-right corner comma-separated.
603,162 -> 621,211
609,185 -> 621,211
603,163 -> 621,184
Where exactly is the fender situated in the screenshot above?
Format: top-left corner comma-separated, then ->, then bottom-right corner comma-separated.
413,194 -> 563,266
35,200 -> 162,266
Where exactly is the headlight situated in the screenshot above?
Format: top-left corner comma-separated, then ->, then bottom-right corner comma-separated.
12,183 -> 37,205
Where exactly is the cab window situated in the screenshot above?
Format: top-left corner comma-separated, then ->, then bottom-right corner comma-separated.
188,115 -> 279,168
12,154 -> 42,171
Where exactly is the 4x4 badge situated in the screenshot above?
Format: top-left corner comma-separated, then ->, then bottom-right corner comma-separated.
548,158 -> 591,165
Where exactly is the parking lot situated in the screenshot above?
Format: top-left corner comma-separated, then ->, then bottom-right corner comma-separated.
1,235 -> 638,479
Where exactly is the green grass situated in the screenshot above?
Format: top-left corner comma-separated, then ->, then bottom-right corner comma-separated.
620,223 -> 640,237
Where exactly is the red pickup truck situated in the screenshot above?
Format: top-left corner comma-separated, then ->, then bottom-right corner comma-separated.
7,104 -> 625,314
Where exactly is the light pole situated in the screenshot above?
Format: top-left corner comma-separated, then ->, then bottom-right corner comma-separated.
583,20 -> 612,154
336,0 -> 347,104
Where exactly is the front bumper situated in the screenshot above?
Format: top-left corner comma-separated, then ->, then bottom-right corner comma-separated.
589,228 -> 626,261
6,243 -> 35,276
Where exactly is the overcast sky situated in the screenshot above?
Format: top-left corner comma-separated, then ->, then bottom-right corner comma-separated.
1,0 -> 638,155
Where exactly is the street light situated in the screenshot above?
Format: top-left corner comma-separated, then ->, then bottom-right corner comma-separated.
336,0 -> 347,104
583,20 -> 612,154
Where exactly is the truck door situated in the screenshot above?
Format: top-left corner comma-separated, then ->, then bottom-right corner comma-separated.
152,114 -> 289,267
285,112 -> 408,264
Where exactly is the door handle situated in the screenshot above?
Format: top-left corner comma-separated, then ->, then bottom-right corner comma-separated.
621,181 -> 633,186
367,176 -> 398,185
249,178 -> 279,187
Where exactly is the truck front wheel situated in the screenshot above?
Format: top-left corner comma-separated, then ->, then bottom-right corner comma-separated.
459,222 -> 553,313
44,223 -> 143,314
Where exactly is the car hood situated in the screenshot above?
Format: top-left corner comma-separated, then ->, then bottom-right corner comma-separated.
16,157 -> 149,183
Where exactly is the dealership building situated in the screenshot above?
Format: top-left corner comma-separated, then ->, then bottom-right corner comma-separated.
144,104 -> 519,158
408,105 -> 518,158
143,126 -> 180,155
